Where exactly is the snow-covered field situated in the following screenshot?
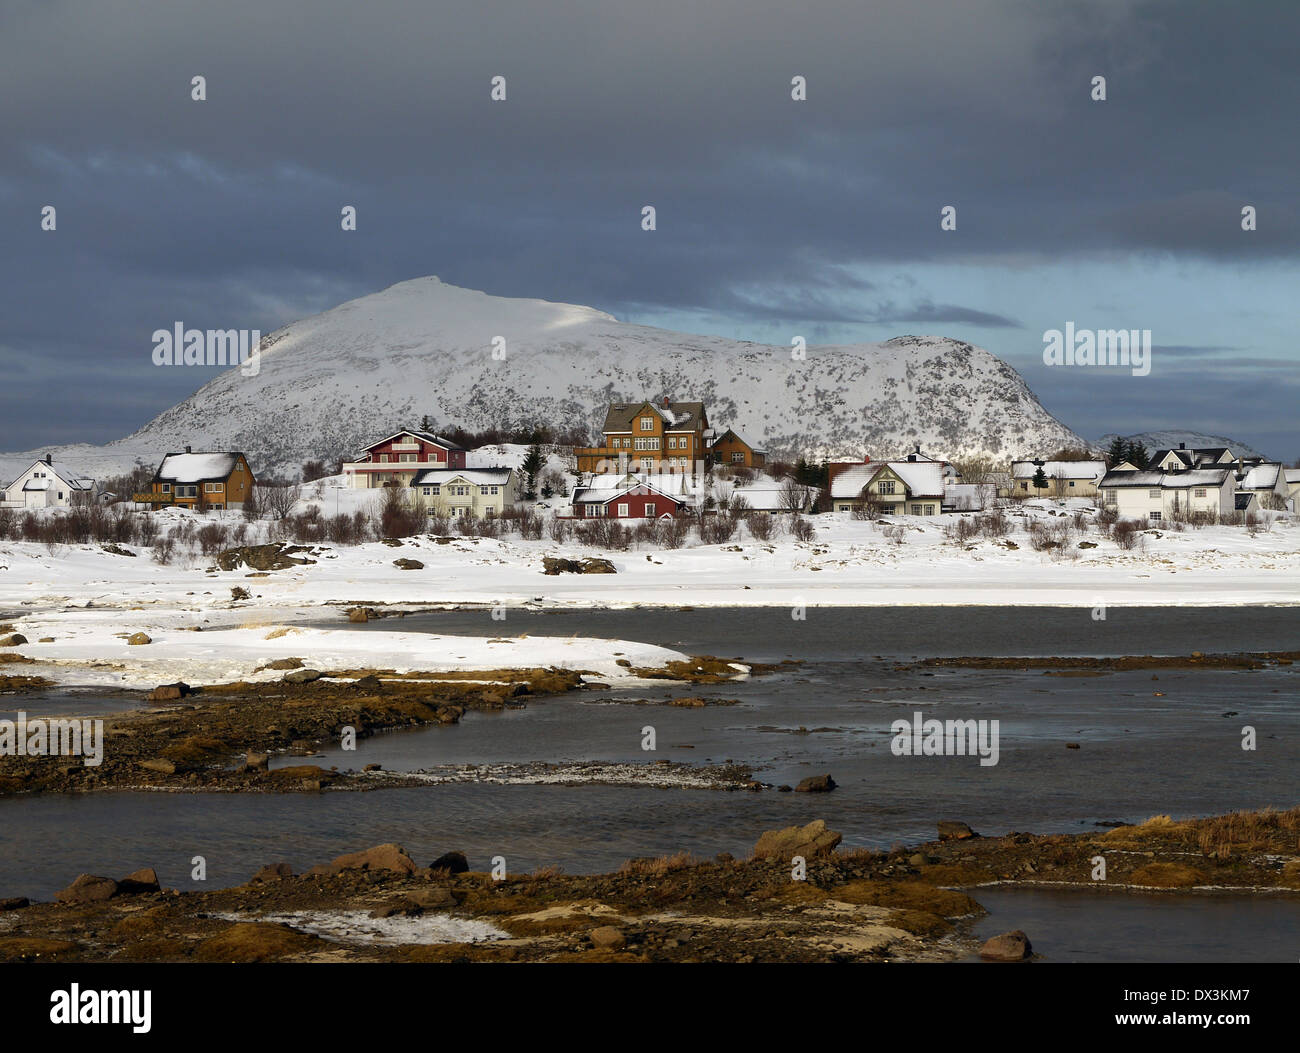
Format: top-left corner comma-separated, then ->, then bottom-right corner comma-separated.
3,497 -> 1295,688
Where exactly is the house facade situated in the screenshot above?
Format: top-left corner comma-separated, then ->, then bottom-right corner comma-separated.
1098,467 -> 1236,521
411,468 -> 516,518
1149,444 -> 1238,471
828,457 -> 945,515
570,474 -> 689,519
1235,462 -> 1289,510
139,448 -> 255,510
342,430 -> 466,489
709,428 -> 766,468
1,456 -> 95,509
1010,459 -> 1107,498
575,399 -> 710,475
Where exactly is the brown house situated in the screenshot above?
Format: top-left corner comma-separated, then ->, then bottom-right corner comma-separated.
138,447 -> 255,510
575,399 -> 711,475
709,428 -> 766,468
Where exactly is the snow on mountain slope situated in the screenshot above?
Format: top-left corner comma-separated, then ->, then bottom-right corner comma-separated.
1096,431 -> 1269,461
1,277 -> 1085,479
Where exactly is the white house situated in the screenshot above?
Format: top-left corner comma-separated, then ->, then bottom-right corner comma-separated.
1235,462 -> 1289,510
1010,460 -> 1107,498
828,457 -> 946,515
1286,469 -> 1300,509
410,468 -> 516,518
1098,467 -> 1236,521
1,455 -> 95,509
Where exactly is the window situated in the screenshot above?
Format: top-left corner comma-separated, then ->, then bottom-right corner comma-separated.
1148,489 -> 1161,498
910,504 -> 922,514
645,503 -> 656,516
422,487 -> 432,496
634,438 -> 660,450
399,453 -> 416,462
640,457 -> 653,470
1019,481 -> 1028,491
585,504 -> 602,517
639,416 -> 653,431
161,484 -> 170,494
57,492 -> 63,500
205,482 -> 222,492
667,437 -> 676,449
879,480 -> 895,495
379,454 -> 389,462
489,486 -> 500,495
1194,488 -> 1206,497
1150,511 -> 1162,521
1104,489 -> 1116,503
617,503 -> 629,517
924,505 -> 934,515
731,451 -> 743,463
480,486 -> 490,495
1068,480 -> 1075,488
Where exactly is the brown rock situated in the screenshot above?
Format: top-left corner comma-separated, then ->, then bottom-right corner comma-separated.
429,851 -> 469,874
938,820 -> 976,841
243,752 -> 269,772
392,558 -> 424,570
979,930 -> 1032,961
251,862 -> 294,883
406,886 -> 459,910
146,681 -> 190,703
752,819 -> 842,861
282,668 -> 323,684
0,897 -> 29,911
0,634 -> 27,647
347,606 -> 376,622
328,843 -> 417,876
55,874 -> 119,904
138,758 -> 177,775
126,632 -> 152,645
590,925 -> 627,950
794,773 -> 836,793
118,867 -> 161,894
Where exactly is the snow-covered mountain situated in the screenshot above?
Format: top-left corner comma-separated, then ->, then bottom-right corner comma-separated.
1096,431 -> 1269,461
2,277 -> 1087,479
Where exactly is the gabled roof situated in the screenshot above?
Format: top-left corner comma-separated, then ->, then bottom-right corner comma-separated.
1099,468 -> 1231,489
153,452 -> 247,483
1150,447 -> 1236,469
710,427 -> 766,455
411,468 -> 513,487
601,401 -> 706,434
829,460 -> 945,499
571,479 -> 685,507
6,458 -> 94,491
360,429 -> 465,453
1238,463 -> 1282,490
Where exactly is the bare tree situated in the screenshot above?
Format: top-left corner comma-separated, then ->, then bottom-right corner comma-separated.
779,477 -> 809,513
260,483 -> 300,521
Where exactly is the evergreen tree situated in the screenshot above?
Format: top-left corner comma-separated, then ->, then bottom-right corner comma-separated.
1032,466 -> 1049,490
1125,442 -> 1149,470
420,415 -> 432,432
1105,436 -> 1129,467
521,444 -> 543,499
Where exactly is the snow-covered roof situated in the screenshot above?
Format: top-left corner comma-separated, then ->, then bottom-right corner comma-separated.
1100,468 -> 1230,489
571,478 -> 685,507
1238,463 -> 1282,490
1011,460 -> 1106,482
829,464 -> 877,499
5,458 -> 94,491
729,485 -> 813,511
410,468 -> 513,486
886,461 -> 946,497
601,401 -> 706,434
711,427 -> 766,455
154,452 -> 245,483
361,429 -> 464,453
1286,469 -> 1300,483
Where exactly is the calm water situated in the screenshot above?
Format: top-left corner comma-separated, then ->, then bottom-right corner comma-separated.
2,606 -> 1297,960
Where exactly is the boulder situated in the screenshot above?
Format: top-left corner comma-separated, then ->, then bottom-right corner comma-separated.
392,558 -> 424,570
429,851 -> 470,874
262,657 -> 304,670
542,557 -> 617,575
0,897 -> 29,911
55,874 -> 119,904
215,544 -> 315,573
230,586 -> 251,600
752,819 -> 842,861
243,752 -> 269,772
589,925 -> 627,950
406,886 -> 459,910
938,820 -> 976,841
146,681 -> 191,703
0,634 -> 27,647
979,930 -> 1032,961
794,773 -> 837,793
327,843 -> 417,876
282,668 -> 323,684
126,632 -> 152,646
138,758 -> 177,775
118,868 -> 161,894
251,862 -> 294,883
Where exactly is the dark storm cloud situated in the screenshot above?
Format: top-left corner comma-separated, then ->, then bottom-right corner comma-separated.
0,0 -> 1296,449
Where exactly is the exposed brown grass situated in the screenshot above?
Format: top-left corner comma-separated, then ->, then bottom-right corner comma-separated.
1129,862 -> 1205,888
619,852 -> 699,878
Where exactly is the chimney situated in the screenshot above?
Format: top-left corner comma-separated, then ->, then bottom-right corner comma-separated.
1178,442 -> 1185,449
185,445 -> 192,454
662,396 -> 671,408
44,454 -> 52,465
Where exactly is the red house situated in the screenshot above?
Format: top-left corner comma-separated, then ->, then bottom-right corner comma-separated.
571,478 -> 685,519
342,429 -> 466,490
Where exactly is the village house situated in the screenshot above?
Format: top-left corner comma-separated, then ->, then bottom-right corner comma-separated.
575,399 -> 710,475
728,482 -> 816,514
139,448 -> 255,510
1235,461 -> 1290,510
827,455 -> 946,515
1286,469 -> 1300,508
342,429 -> 466,489
1,455 -> 95,509
1097,466 -> 1237,521
1009,459 -> 1107,498
709,428 -> 766,469
411,467 -> 516,519
570,472 -> 694,519
1148,444 -> 1239,471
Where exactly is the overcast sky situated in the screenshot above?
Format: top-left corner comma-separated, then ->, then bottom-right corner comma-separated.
2,0 -> 1296,457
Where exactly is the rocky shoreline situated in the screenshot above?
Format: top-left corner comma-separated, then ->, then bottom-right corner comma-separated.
3,807 -> 1297,963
